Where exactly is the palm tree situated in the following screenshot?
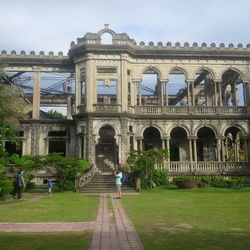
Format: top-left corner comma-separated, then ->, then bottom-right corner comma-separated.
0,67 -> 30,150
0,67 -> 29,124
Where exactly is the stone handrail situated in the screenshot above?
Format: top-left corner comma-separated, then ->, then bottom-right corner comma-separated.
133,106 -> 247,115
77,164 -> 96,188
165,161 -> 250,174
93,104 -> 122,112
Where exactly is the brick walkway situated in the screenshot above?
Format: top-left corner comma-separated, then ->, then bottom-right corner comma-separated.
0,222 -> 95,232
90,194 -> 144,250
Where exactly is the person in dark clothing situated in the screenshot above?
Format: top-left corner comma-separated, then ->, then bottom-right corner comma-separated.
17,170 -> 26,199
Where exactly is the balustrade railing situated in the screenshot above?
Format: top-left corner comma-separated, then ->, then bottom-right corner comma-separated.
160,161 -> 250,174
133,106 -> 247,115
78,104 -> 247,115
76,164 -> 96,189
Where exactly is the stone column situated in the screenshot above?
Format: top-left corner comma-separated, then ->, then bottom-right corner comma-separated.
130,81 -> 136,106
191,81 -> 195,106
162,139 -> 165,149
186,81 -> 190,106
188,138 -> 193,162
218,82 -> 223,106
165,81 -> 169,106
193,138 -> 197,163
138,82 -> 142,106
217,139 -> 221,161
75,63 -> 81,113
214,81 -> 218,106
137,137 -> 143,151
67,95 -> 73,119
159,81 -> 164,106
85,59 -> 94,112
243,82 -> 250,106
32,68 -> 41,119
121,56 -> 128,111
116,79 -> 121,105
225,138 -> 229,160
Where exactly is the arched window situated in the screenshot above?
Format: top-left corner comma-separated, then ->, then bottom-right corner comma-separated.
101,32 -> 113,44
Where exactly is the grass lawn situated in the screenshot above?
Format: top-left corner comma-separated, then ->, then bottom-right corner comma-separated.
0,192 -> 99,222
0,231 -> 92,250
122,187 -> 250,250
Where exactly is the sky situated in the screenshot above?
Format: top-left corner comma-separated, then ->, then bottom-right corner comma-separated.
1,0 -> 250,54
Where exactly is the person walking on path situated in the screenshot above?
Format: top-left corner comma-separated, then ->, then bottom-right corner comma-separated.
47,179 -> 53,196
17,170 -> 25,199
114,169 -> 123,199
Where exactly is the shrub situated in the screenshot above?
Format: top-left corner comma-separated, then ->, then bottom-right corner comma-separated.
227,177 -> 246,190
0,179 -> 13,199
152,170 -> 169,186
210,177 -> 230,188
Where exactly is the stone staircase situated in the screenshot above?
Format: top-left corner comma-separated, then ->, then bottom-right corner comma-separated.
79,173 -> 136,193
79,143 -> 136,193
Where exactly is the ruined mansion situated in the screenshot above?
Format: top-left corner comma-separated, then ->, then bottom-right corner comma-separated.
1,25 -> 250,177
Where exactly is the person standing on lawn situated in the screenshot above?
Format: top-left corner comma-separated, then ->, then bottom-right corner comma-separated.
17,170 -> 26,199
47,178 -> 53,196
114,169 -> 123,199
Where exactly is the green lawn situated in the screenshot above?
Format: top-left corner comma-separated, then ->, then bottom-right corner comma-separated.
0,192 -> 99,222
0,231 -> 92,250
122,187 -> 250,250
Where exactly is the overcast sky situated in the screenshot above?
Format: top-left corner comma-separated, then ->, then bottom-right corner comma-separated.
1,0 -> 250,54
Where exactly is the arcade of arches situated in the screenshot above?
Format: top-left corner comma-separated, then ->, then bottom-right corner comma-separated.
1,25 -> 250,176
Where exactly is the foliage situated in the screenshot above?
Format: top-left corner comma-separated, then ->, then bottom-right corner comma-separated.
226,177 -> 247,190
0,163 -> 13,199
47,109 -> 67,119
0,124 -> 21,152
127,149 -> 168,188
0,67 -> 29,125
0,180 -> 13,199
17,153 -> 91,191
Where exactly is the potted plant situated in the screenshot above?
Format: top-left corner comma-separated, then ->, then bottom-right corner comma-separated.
173,176 -> 198,189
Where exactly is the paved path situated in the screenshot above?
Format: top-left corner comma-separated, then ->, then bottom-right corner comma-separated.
90,194 -> 144,250
0,222 -> 95,232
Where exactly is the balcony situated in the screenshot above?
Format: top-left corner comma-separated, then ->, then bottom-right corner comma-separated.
77,104 -> 248,116
133,106 -> 248,116
157,161 -> 250,175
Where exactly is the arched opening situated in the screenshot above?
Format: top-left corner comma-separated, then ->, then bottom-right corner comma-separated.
168,69 -> 187,106
143,127 -> 161,150
170,127 -> 189,161
224,127 -> 247,161
139,68 -> 162,106
95,125 -> 118,172
197,127 -> 216,161
101,32 -> 113,44
221,69 -> 244,106
193,70 -> 214,106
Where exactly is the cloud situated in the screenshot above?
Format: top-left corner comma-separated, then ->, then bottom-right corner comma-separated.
0,0 -> 249,53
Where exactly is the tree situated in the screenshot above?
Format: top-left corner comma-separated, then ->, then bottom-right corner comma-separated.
47,109 -> 67,119
127,149 -> 169,188
0,67 -> 30,150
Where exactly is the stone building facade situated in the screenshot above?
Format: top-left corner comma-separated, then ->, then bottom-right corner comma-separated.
1,25 -> 250,176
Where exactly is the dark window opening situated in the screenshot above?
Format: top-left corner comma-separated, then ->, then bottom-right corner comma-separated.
5,141 -> 22,156
48,141 -> 66,156
18,131 -> 24,137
